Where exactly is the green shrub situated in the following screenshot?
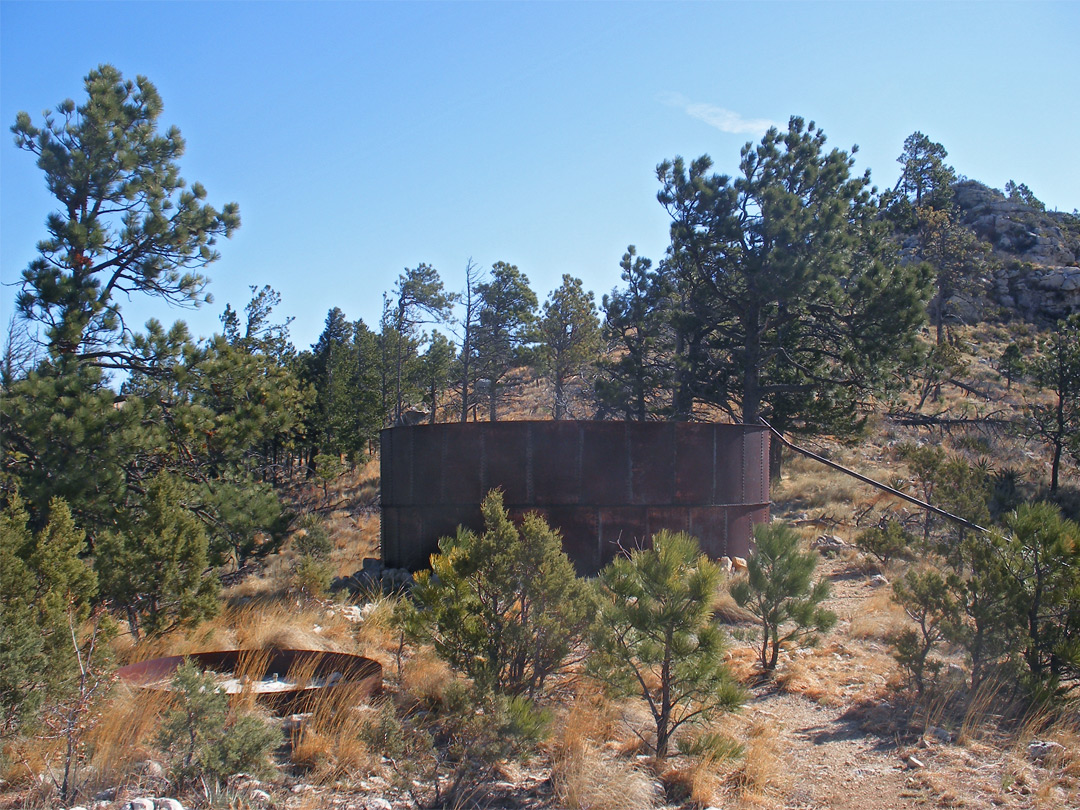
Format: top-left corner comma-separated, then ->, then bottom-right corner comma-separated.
731,522 -> 836,673
290,554 -> 333,599
157,660 -> 281,785
590,530 -> 744,760
408,490 -> 594,698
856,520 -> 916,565
294,515 -> 333,559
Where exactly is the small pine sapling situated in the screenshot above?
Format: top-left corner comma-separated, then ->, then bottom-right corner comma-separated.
730,522 -> 836,673
590,530 -> 745,760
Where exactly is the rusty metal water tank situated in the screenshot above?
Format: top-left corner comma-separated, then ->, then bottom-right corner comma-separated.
380,421 -> 770,575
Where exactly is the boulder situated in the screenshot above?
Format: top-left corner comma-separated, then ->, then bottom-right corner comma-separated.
1028,739 -> 1066,763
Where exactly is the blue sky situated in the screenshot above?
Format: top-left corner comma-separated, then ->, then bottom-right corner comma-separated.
2,1 -> 1078,355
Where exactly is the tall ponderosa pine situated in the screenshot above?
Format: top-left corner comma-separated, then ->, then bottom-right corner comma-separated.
917,207 -> 990,345
474,262 -> 537,421
11,64 -> 239,366
597,246 -> 672,420
657,117 -> 929,475
390,265 -> 455,423
417,331 -> 456,423
536,275 -> 600,420
892,131 -> 956,218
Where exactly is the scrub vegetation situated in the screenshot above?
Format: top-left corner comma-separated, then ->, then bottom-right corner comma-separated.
3,66 -> 1079,809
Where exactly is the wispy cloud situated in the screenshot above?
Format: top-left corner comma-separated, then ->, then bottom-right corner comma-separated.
661,93 -> 781,136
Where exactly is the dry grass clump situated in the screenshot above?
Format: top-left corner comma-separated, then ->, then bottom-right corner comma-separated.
354,594 -> 406,664
229,602 -> 355,652
289,682 -> 378,784
551,738 -> 657,810
722,718 -> 788,806
847,589 -> 909,642
548,686 -> 657,810
400,646 -> 454,706
773,658 -> 844,707
713,585 -> 756,625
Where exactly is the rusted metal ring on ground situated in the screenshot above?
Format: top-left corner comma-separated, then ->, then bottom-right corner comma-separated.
116,649 -> 382,711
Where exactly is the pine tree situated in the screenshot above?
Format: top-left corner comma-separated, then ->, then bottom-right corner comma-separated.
730,522 -> 836,672
536,275 -> 600,420
409,491 -> 593,698
657,118 -> 929,473
474,262 -> 537,421
11,64 -> 239,366
0,494 -> 46,738
596,246 -> 672,420
1022,315 -> 1080,494
95,474 -> 218,638
591,531 -> 744,760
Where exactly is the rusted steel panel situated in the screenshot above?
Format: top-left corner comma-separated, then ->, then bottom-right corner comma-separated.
411,427 -> 445,503
598,506 -> 649,565
644,506 -> 690,541
482,423 -> 530,502
531,422 -> 583,505
674,423 -> 715,504
558,506 -> 601,575
379,421 -> 770,575
724,504 -> 770,559
688,507 -> 730,559
714,428 -> 745,503
629,422 -> 675,505
441,425 -> 484,504
581,422 -> 629,504
744,429 -> 769,504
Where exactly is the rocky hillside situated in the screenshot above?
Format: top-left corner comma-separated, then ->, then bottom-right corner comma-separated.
953,180 -> 1080,324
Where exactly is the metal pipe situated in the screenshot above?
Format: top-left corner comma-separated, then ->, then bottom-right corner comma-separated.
759,418 -> 988,535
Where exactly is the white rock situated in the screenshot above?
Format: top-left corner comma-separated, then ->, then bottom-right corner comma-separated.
1028,740 -> 1066,762
68,806 -> 89,810
365,799 -> 392,810
732,556 -> 748,572
249,789 -> 272,805
903,754 -> 925,769
137,760 -> 165,779
125,800 -> 155,810
926,726 -> 953,743
870,574 -> 889,587
155,799 -> 184,810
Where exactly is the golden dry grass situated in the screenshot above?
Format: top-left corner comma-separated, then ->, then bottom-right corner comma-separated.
847,589 -> 910,642
289,682 -> 378,784
551,737 -> 657,810
546,684 -> 661,809
722,718 -> 788,807
399,646 -> 454,706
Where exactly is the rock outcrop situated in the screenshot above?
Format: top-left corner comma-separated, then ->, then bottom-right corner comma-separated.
951,181 -> 1080,324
